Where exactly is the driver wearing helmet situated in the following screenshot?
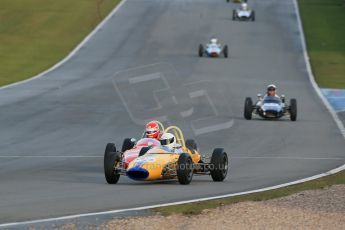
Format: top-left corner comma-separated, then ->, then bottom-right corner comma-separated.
265,84 -> 282,98
159,133 -> 183,153
256,84 -> 282,106
145,121 -> 162,140
264,84 -> 286,102
208,38 -> 221,48
266,84 -> 279,97
241,3 -> 248,10
210,38 -> 218,44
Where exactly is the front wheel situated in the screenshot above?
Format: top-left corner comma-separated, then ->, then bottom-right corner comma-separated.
244,97 -> 253,120
177,153 -> 194,185
251,11 -> 255,21
289,98 -> 297,121
210,148 -> 228,182
104,143 -> 121,184
198,44 -> 204,57
223,45 -> 228,58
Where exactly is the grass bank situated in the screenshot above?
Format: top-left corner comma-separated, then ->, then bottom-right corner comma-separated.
298,0 -> 345,88
153,169 -> 345,215
0,0 -> 120,86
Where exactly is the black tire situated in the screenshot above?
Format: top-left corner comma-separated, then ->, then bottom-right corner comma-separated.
226,0 -> 230,2
289,98 -> 297,121
198,44 -> 204,57
232,10 -> 236,20
121,138 -> 135,152
177,153 -> 194,185
104,143 -> 121,184
210,148 -> 228,182
139,146 -> 150,157
251,11 -> 255,21
244,97 -> 253,120
186,139 -> 198,154
224,45 -> 228,58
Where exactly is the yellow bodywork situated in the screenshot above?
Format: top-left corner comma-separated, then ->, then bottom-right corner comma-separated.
126,126 -> 201,181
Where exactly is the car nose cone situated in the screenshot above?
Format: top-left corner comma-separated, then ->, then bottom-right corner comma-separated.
126,167 -> 149,180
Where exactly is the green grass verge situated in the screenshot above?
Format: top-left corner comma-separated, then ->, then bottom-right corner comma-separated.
152,170 -> 345,215
0,0 -> 121,87
298,0 -> 345,88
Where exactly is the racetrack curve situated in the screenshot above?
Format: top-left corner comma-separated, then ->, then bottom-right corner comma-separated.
0,0 -> 345,223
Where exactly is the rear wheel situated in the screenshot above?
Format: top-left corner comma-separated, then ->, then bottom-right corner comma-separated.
232,10 -> 236,20
104,143 -> 121,184
244,97 -> 253,120
198,44 -> 204,57
289,98 -> 297,121
121,138 -> 135,152
224,45 -> 228,58
177,153 -> 194,185
210,148 -> 228,182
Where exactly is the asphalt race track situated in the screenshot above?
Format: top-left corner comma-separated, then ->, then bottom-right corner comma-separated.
1,0 -> 344,224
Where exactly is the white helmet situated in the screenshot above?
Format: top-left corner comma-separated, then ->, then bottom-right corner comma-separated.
267,84 -> 277,91
210,38 -> 218,44
241,3 -> 248,10
160,133 -> 176,148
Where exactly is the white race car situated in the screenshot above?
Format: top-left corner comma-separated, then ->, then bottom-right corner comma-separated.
233,3 -> 255,21
227,0 -> 247,3
244,95 -> 297,121
199,39 -> 228,58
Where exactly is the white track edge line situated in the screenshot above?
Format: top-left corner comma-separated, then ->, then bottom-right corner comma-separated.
293,0 -> 345,138
1,163 -> 344,228
1,0 -> 345,228
0,0 -> 128,91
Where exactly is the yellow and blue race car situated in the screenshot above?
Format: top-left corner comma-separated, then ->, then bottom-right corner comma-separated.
104,126 -> 228,185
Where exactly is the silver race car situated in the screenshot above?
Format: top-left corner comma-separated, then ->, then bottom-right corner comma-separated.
233,3 -> 255,21
199,38 -> 228,58
244,94 -> 297,121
